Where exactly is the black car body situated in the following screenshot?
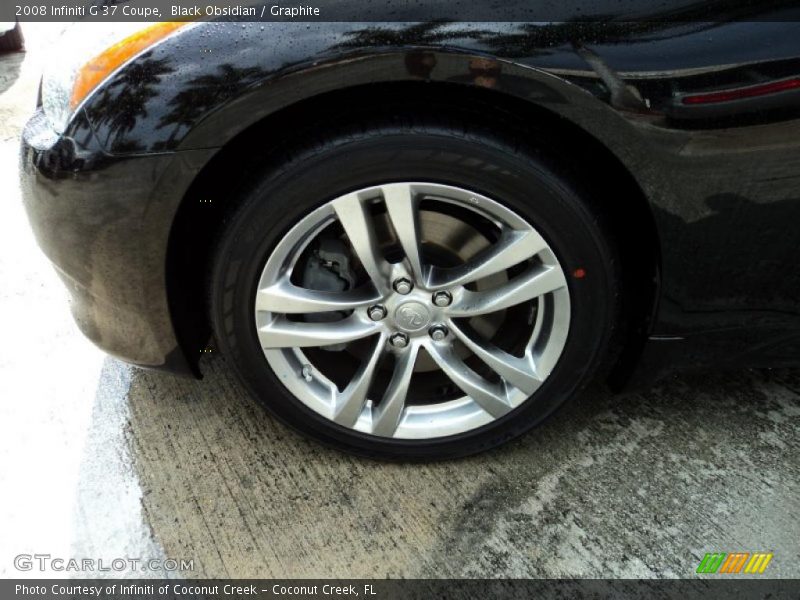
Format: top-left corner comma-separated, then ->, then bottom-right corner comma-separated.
19,4 -> 800,456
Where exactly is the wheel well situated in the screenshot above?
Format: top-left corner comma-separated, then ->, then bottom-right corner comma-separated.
167,81 -> 660,385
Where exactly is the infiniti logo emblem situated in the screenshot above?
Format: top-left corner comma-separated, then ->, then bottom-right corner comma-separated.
394,302 -> 431,332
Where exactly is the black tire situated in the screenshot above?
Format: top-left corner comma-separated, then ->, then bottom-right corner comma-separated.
210,113 -> 620,460
0,23 -> 24,52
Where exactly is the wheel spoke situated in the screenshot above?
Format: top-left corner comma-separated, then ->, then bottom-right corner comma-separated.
448,321 -> 541,394
258,314 -> 379,348
371,344 -> 419,437
333,333 -> 387,427
428,229 -> 547,288
426,343 -> 513,418
256,279 -> 382,314
331,192 -> 390,292
449,264 -> 566,317
382,183 -> 425,281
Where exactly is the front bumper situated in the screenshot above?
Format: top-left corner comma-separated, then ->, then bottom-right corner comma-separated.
19,108 -> 212,375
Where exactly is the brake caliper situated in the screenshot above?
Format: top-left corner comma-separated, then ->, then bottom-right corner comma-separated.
301,238 -> 356,351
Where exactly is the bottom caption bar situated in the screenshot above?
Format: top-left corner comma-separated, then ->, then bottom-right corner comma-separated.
6,579 -> 800,600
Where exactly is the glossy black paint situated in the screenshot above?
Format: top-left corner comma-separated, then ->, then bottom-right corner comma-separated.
20,4 -> 800,382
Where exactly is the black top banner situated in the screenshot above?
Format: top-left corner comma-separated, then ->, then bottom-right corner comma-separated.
4,0 -> 800,22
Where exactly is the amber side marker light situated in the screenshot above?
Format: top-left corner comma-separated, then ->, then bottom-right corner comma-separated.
70,22 -> 189,110
682,77 -> 800,105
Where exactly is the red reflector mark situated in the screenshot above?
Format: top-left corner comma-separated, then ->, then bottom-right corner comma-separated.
573,268 -> 586,279
682,78 -> 800,105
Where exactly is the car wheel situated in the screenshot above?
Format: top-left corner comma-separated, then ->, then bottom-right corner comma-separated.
0,22 -> 24,52
210,116 -> 620,459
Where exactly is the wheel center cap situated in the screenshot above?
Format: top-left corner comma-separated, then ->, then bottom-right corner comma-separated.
394,301 -> 431,332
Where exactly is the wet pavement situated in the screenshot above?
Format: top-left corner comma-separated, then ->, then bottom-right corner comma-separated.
1,25 -> 799,580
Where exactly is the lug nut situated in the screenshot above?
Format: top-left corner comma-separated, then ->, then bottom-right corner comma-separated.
367,305 -> 387,321
432,291 -> 452,307
428,325 -> 449,341
389,332 -> 409,348
393,278 -> 413,295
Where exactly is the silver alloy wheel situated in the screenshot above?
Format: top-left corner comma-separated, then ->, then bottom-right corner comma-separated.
255,183 -> 570,439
